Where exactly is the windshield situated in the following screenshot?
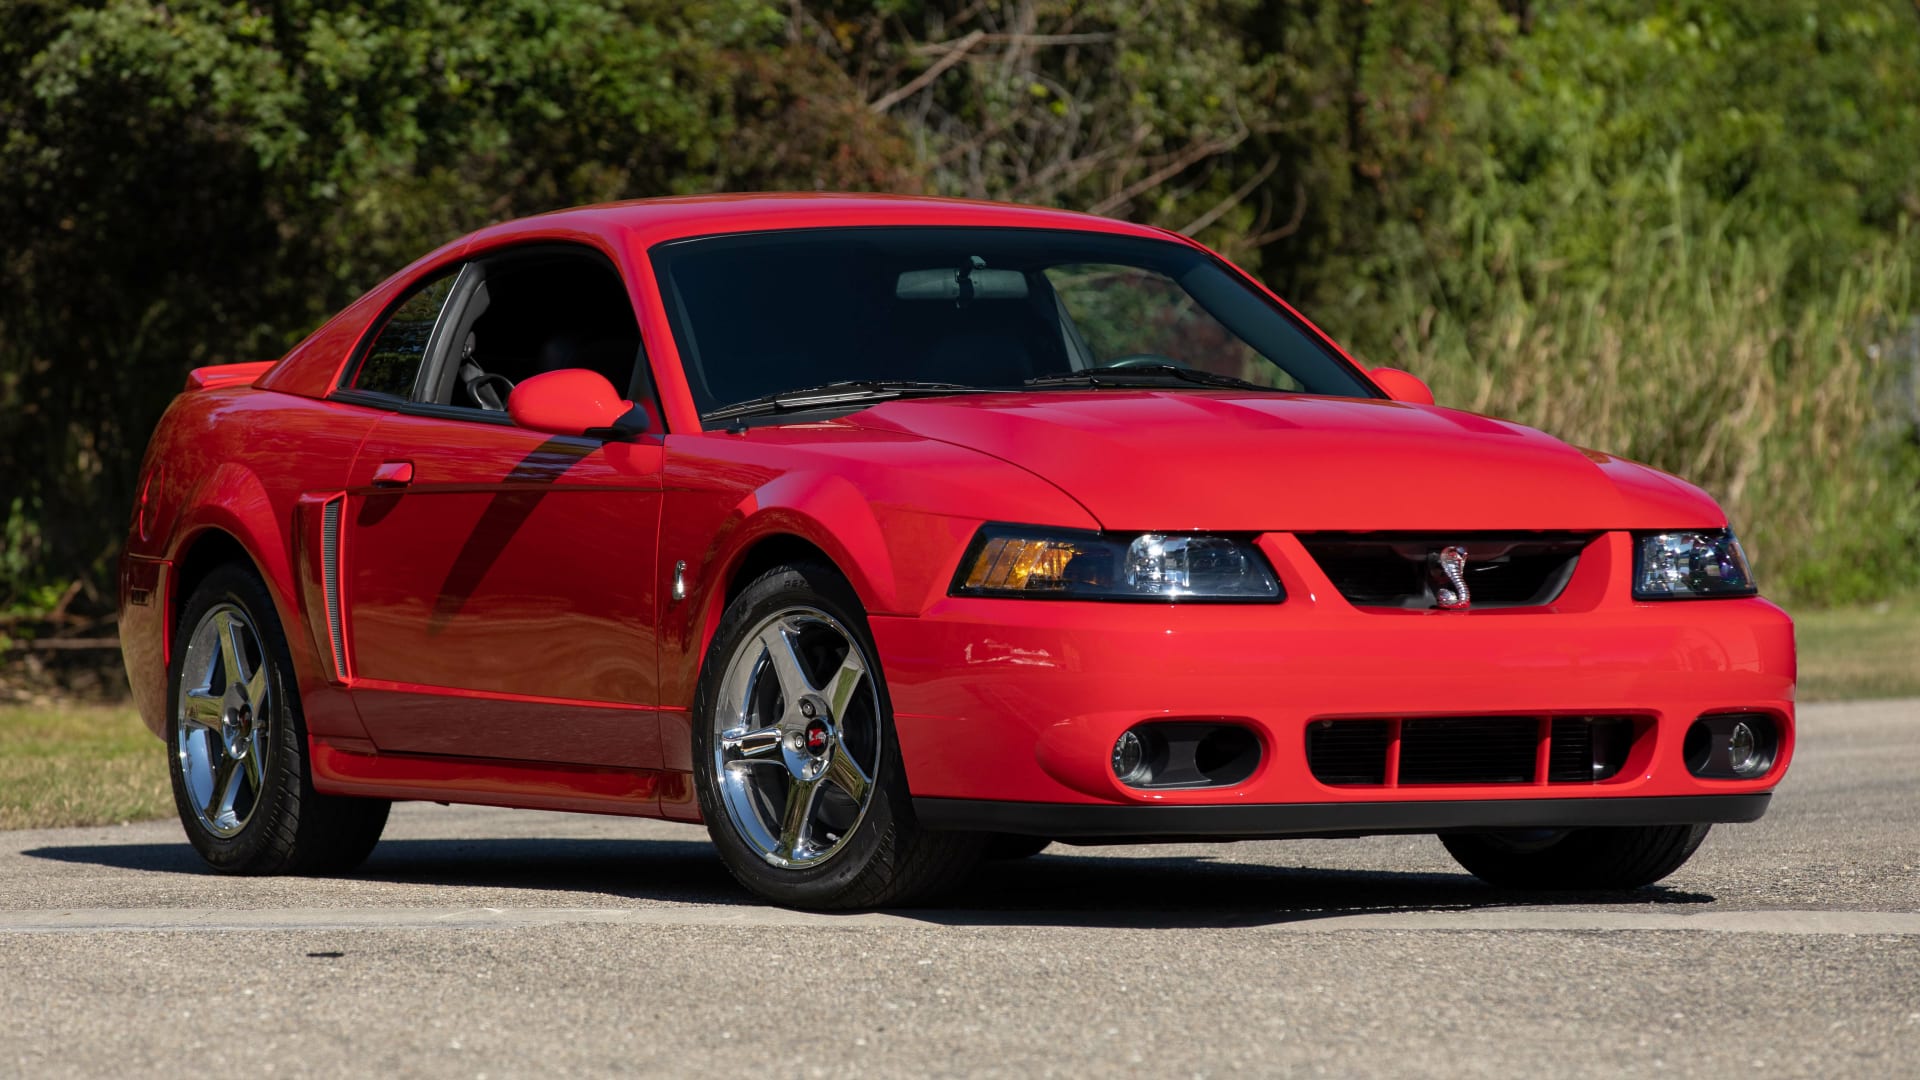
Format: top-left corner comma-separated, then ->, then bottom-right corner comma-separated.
649,227 -> 1376,419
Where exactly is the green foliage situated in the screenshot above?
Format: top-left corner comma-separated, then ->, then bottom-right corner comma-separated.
1,0 -> 917,612
2,0 -> 1915,612
1246,0 -> 1920,603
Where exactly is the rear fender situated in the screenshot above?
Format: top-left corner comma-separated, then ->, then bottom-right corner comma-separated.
168,464 -> 326,701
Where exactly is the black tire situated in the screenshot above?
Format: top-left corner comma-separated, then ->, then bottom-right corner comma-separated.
167,562 -> 390,874
983,834 -> 1053,860
691,560 -> 984,909
1440,824 -> 1711,890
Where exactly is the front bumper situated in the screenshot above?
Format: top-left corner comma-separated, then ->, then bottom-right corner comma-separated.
870,532 -> 1794,822
916,793 -> 1772,841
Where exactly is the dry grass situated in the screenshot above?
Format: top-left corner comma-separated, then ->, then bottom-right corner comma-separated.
1391,209 -> 1919,604
1794,598 -> 1920,703
0,704 -> 171,830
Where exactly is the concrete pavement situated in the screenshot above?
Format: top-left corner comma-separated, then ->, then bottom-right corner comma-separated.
2,698 -> 1915,1077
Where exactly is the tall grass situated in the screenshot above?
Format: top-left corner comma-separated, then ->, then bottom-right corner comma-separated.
1372,210 -> 1920,605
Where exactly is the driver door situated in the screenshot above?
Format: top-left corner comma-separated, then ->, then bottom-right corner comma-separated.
341,416 -> 664,767
332,242 -> 666,768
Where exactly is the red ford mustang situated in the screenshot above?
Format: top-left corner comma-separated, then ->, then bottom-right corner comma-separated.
119,194 -> 1794,908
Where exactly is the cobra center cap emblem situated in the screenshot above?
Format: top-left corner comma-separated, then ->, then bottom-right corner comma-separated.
1429,545 -> 1471,610
803,719 -> 831,755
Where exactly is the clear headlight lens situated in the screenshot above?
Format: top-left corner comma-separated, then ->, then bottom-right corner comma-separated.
953,526 -> 1282,601
1632,529 -> 1757,599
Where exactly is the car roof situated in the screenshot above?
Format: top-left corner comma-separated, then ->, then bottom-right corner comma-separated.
473,192 -> 1181,248
255,194 -> 1195,399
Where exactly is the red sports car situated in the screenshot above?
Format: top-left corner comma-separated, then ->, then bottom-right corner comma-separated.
119,194 -> 1794,908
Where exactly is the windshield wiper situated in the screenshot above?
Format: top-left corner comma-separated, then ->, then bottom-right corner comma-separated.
1023,364 -> 1278,393
704,379 -> 984,423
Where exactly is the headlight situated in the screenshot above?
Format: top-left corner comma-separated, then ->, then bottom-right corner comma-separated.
1632,529 -> 1757,599
951,525 -> 1282,601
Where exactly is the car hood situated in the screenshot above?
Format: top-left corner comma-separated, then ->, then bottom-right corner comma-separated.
842,390 -> 1723,532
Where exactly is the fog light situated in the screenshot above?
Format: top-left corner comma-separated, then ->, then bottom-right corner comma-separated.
1728,721 -> 1761,777
1684,713 -> 1777,779
1112,730 -> 1148,784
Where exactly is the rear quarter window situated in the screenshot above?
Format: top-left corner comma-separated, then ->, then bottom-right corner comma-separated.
349,272 -> 457,398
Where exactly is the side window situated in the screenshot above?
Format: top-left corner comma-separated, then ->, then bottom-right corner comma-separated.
348,271 -> 458,398
1046,264 -> 1304,392
429,251 -> 647,417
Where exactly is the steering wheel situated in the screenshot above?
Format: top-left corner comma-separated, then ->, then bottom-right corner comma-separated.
465,371 -> 517,411
1098,353 -> 1191,370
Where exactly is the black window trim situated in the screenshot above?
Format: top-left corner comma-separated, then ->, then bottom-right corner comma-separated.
328,240 -> 664,435
412,261 -> 489,408
645,223 -> 1385,428
332,260 -> 467,403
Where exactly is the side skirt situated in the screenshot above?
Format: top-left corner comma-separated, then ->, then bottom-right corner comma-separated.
310,737 -> 680,818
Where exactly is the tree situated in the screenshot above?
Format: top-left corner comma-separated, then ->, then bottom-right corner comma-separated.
0,0 -> 917,609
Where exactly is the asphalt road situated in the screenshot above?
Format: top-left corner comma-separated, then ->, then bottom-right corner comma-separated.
3,699 -> 1916,1078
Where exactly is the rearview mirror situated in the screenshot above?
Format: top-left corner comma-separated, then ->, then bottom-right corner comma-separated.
896,267 -> 1029,302
1369,366 -> 1434,406
507,368 -> 648,440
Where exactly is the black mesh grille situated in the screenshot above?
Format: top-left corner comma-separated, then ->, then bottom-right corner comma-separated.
1305,721 -> 1390,785
1548,717 -> 1594,782
1399,717 -> 1538,784
1307,555 -> 1423,607
1306,715 -> 1640,787
1548,716 -> 1634,782
1298,533 -> 1594,610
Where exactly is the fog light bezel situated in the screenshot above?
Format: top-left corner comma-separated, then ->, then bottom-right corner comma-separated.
1683,712 -> 1780,780
1111,721 -> 1262,790
1111,730 -> 1150,785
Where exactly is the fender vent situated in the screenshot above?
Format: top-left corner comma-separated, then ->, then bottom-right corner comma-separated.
321,496 -> 348,679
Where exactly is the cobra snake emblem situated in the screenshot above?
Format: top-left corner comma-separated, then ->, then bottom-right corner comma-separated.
1430,546 -> 1471,609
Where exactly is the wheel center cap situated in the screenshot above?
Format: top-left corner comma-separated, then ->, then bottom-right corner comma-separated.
219,688 -> 252,758
221,716 -> 248,759
803,719 -> 830,756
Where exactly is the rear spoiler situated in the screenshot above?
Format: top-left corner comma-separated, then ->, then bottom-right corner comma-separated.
185,360 -> 276,393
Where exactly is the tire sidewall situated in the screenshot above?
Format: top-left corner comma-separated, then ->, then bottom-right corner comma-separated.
166,564 -> 307,873
691,562 -> 912,905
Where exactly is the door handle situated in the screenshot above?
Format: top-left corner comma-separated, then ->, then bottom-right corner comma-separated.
371,461 -> 414,488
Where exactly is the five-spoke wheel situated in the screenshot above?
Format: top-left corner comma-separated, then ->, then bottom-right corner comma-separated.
167,562 -> 390,874
176,604 -> 272,838
692,560 -> 984,908
712,607 -> 881,869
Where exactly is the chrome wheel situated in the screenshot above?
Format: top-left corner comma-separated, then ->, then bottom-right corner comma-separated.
711,605 -> 882,870
175,603 -> 271,839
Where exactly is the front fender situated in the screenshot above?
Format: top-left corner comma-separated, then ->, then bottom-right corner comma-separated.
727,470 -> 900,613
672,471 -> 900,690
